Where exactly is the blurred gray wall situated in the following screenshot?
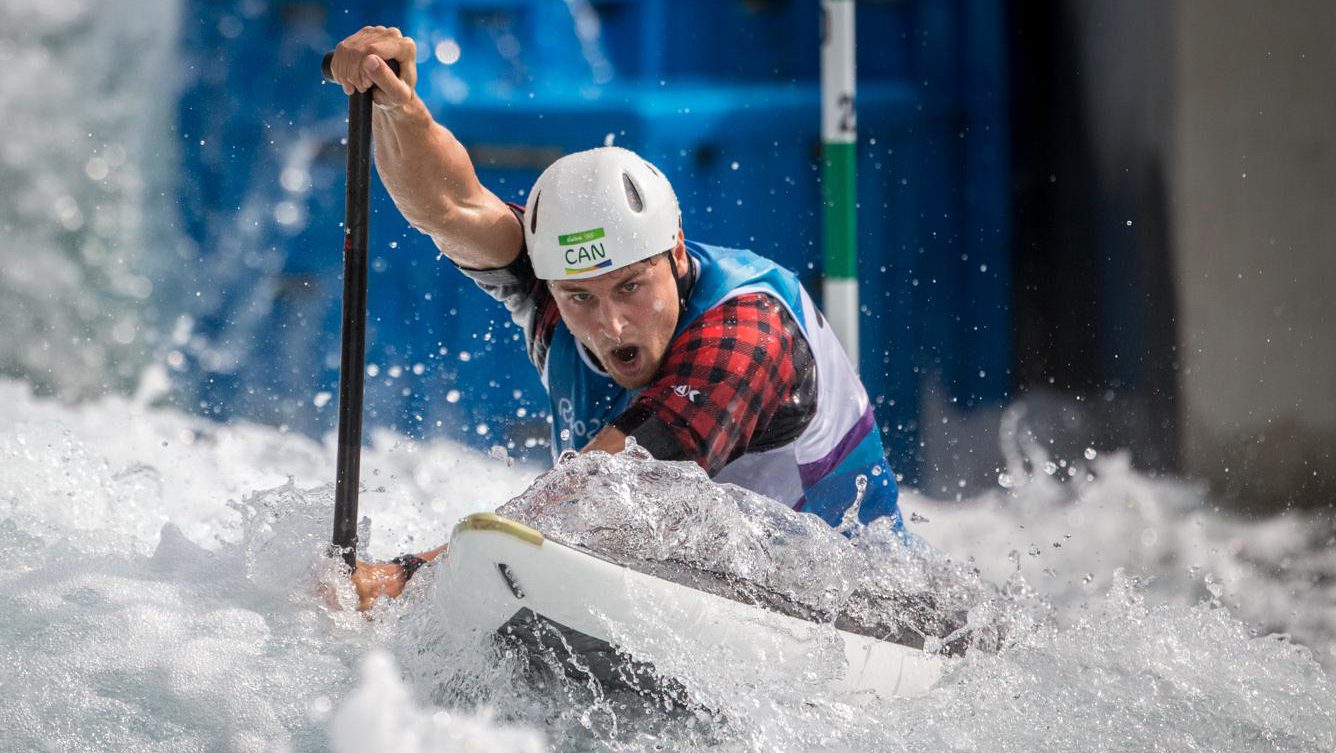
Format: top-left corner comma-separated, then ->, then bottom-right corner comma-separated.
1172,1 -> 1335,509
1016,1 -> 1334,510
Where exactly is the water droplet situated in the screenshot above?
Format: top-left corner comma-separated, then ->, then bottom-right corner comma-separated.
84,156 -> 110,181
836,476 -> 869,533
308,695 -> 333,719
488,445 -> 512,466
434,38 -> 463,66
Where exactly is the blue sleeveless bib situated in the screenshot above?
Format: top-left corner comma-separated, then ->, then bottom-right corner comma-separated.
543,241 -> 901,530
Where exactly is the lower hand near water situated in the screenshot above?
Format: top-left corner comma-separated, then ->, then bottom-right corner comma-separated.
350,544 -> 447,611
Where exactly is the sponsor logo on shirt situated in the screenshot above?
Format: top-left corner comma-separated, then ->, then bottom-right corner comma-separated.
673,385 -> 701,402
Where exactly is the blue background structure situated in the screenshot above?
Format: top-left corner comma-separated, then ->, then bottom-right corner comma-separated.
175,0 -> 1011,485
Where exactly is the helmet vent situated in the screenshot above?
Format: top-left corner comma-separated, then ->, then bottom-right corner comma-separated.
529,191 -> 541,233
622,172 -> 644,213
642,160 -> 661,177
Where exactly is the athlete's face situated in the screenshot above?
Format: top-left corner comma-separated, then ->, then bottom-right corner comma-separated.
548,240 -> 688,389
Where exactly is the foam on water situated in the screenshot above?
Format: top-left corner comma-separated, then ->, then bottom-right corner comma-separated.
906,444 -> 1336,670
330,651 -> 545,753
0,379 -> 539,751
3,381 -> 1334,752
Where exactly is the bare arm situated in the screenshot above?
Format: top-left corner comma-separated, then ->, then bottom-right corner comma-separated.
582,425 -> 631,455
328,27 -> 523,269
351,543 -> 447,611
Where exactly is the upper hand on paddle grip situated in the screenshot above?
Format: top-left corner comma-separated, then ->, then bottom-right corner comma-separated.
325,26 -> 416,109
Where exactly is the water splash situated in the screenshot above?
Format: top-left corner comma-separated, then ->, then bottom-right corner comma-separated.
2,383 -> 1335,752
331,651 -> 545,753
495,451 -> 1037,702
0,0 -> 181,397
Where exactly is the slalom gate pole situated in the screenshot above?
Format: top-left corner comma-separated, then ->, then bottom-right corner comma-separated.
820,0 -> 860,367
321,53 -> 398,570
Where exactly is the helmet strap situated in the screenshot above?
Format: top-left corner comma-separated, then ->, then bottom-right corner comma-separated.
666,248 -> 692,323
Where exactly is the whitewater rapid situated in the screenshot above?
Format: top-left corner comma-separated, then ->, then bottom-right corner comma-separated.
2,378 -> 1333,752
3,0 -> 1334,748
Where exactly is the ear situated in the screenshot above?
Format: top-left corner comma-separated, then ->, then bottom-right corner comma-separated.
671,230 -> 687,267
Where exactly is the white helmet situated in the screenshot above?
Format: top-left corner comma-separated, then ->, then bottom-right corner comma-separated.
524,147 -> 680,281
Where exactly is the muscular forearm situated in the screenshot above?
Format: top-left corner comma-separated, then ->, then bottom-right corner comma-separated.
372,100 -> 522,269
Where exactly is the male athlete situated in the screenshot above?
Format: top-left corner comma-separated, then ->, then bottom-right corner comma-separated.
326,28 -> 902,609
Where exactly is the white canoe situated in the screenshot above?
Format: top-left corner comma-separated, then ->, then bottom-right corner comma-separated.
434,512 -> 943,704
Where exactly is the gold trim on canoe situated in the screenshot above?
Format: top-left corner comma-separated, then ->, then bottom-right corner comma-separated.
454,512 -> 544,546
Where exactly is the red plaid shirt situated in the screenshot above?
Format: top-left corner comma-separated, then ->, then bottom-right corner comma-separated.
607,294 -> 815,473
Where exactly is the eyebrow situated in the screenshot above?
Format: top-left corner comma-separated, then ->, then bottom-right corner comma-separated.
552,265 -> 649,294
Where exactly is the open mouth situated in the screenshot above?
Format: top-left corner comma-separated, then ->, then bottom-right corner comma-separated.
607,345 -> 642,376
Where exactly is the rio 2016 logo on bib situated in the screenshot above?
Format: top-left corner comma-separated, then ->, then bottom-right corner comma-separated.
560,227 -> 612,275
557,397 -> 603,445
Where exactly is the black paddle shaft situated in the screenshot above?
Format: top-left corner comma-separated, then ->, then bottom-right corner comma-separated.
322,52 -> 400,569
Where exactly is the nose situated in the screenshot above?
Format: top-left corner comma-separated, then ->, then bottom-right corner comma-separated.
597,301 -> 629,342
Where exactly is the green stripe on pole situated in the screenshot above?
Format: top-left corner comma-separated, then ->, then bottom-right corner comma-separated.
822,141 -> 857,280
821,0 -> 858,358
